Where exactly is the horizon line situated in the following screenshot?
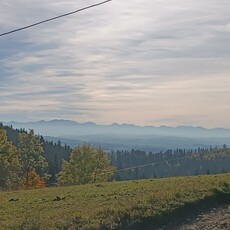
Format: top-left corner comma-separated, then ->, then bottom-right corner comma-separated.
1,119 -> 229,130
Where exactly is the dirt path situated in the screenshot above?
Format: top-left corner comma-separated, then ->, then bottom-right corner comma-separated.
175,205 -> 230,230
130,201 -> 230,230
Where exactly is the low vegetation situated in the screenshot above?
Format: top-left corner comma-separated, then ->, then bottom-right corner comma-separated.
1,174 -> 230,229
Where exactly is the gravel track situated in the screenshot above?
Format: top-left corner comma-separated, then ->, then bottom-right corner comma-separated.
177,205 -> 230,230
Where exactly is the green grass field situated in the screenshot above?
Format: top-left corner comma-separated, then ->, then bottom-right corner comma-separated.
1,174 -> 230,230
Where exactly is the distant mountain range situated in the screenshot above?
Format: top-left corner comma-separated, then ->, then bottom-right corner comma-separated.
2,120 -> 230,151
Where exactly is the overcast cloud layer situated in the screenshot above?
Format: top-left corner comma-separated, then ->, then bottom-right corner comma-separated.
0,0 -> 230,127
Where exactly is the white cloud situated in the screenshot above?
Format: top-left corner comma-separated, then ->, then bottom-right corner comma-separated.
0,0 -> 230,127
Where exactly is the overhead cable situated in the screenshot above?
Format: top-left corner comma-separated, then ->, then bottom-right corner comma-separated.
0,0 -> 112,37
116,156 -> 188,172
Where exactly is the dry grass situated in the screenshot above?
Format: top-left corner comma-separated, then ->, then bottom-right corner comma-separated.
1,174 -> 230,229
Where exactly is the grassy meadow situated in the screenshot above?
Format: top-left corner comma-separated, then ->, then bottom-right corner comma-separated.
1,174 -> 230,229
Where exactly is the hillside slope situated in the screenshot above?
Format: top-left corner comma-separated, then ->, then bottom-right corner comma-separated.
1,174 -> 230,229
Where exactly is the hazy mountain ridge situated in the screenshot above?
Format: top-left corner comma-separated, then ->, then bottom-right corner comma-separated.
2,120 -> 230,151
3,119 -> 230,137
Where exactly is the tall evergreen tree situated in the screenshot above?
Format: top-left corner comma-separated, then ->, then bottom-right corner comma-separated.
0,129 -> 21,190
18,130 -> 48,188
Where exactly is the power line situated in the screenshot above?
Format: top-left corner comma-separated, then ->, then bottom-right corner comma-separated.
0,0 -> 112,37
0,156 -> 188,180
116,156 -> 188,173
0,157 -> 189,181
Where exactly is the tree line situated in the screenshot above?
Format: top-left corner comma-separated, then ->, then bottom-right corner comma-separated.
1,123 -> 71,184
1,123 -> 230,190
110,147 -> 230,180
0,128 -> 47,190
0,124 -> 114,190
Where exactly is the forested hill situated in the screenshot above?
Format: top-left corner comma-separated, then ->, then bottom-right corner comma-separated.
0,123 -> 71,183
3,120 -> 230,151
2,123 -> 230,183
110,147 -> 230,180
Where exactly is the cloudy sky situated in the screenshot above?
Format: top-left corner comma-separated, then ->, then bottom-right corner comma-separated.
0,0 -> 230,128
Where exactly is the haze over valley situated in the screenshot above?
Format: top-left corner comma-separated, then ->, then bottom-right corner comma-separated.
3,119 -> 230,151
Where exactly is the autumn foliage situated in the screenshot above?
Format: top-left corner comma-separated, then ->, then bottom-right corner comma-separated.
19,169 -> 45,190
0,128 -> 48,190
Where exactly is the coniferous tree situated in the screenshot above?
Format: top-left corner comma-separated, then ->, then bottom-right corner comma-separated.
18,130 -> 48,188
0,129 -> 21,190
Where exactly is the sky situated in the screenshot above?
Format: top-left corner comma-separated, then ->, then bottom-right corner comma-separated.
0,0 -> 230,128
